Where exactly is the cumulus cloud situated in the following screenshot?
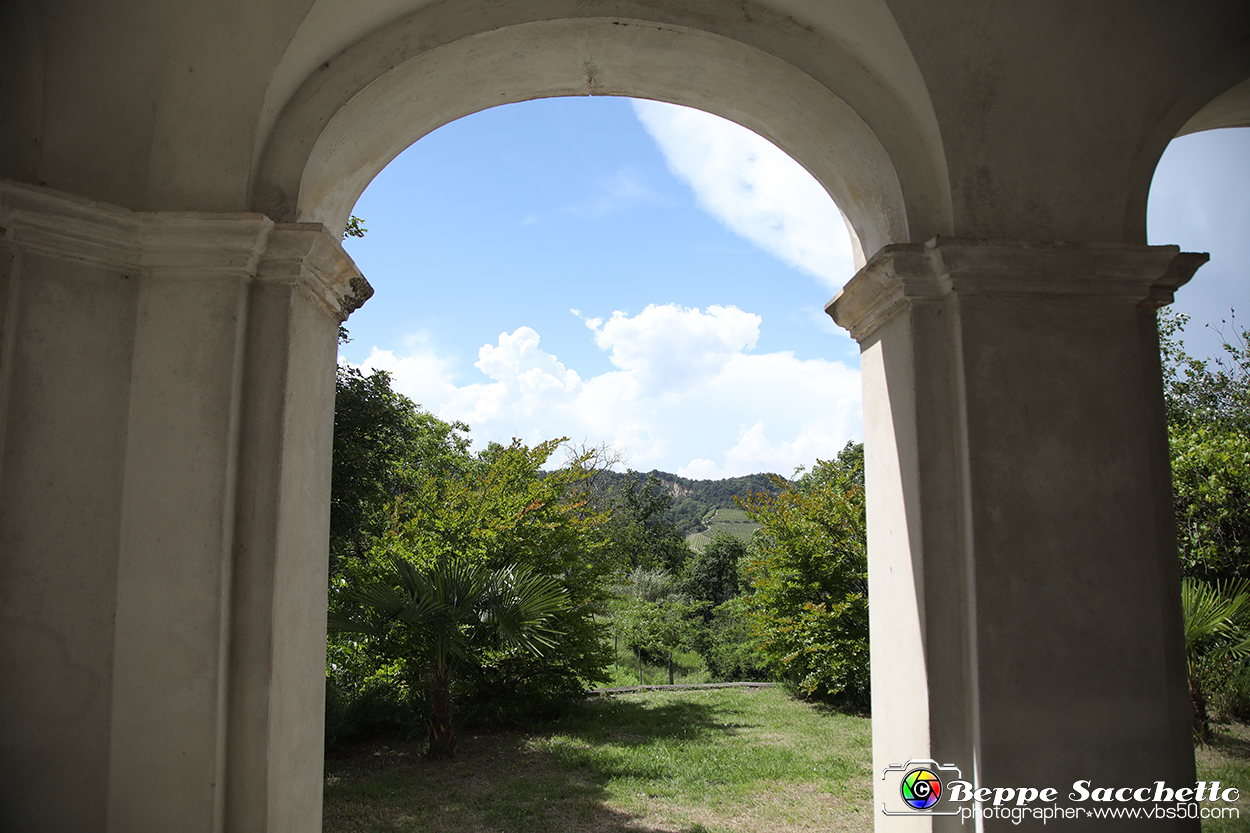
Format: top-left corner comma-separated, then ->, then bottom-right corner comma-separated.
632,99 -> 855,291
585,303 -> 760,393
350,303 -> 861,478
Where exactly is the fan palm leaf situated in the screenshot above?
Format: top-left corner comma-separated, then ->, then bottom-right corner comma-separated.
327,551 -> 569,756
1180,577 -> 1250,740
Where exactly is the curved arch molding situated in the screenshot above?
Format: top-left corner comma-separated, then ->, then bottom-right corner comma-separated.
253,14 -> 953,258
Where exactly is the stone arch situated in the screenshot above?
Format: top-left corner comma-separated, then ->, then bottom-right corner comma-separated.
1123,61 -> 1250,248
1177,77 -> 1250,137
252,10 -> 952,263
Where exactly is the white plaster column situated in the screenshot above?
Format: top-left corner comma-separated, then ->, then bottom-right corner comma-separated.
829,239 -> 1203,831
0,181 -> 368,833
224,224 -> 369,832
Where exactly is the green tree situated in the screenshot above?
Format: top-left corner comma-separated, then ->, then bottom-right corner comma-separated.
674,533 -> 772,681
1160,310 -> 1249,434
1160,311 -> 1250,580
737,441 -> 868,708
333,438 -> 619,733
601,473 -> 692,572
329,363 -> 471,573
697,598 -> 766,682
1160,311 -> 1250,731
610,567 -> 703,685
681,531 -> 747,609
329,554 -> 568,756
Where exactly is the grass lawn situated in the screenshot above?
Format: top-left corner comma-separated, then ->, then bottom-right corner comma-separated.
1196,721 -> 1250,833
324,687 -> 1250,832
323,687 -> 874,833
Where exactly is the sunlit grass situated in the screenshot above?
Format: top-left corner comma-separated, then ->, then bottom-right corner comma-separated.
323,686 -> 873,833
324,687 -> 1250,832
1197,722 -> 1250,832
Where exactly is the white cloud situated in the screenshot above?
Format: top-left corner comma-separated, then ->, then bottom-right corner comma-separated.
632,99 -> 855,291
351,303 -> 861,478
586,303 -> 760,393
352,343 -> 459,412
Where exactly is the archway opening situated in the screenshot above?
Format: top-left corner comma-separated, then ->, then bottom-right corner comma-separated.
1147,126 -> 1250,362
337,95 -> 864,476
322,95 -> 875,829
1146,125 -> 1250,745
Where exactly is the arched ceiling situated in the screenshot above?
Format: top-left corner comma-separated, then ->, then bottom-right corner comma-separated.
251,0 -> 952,256
2,0 -> 1248,255
1178,77 -> 1250,136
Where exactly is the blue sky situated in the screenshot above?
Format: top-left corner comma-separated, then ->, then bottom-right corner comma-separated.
340,97 -> 1249,478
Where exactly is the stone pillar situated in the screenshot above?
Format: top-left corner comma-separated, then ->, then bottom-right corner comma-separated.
829,239 -> 1203,831
224,224 -> 369,832
0,181 -> 369,833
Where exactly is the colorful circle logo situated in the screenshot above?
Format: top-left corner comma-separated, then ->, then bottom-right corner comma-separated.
900,768 -> 943,810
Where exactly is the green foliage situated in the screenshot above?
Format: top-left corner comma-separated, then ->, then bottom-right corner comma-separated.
342,214 -> 367,239
662,472 -> 780,537
327,358 -> 629,738
600,473 -> 693,572
700,597 -> 770,682
1161,311 -> 1250,738
1183,579 -> 1250,672
680,531 -> 747,609
1160,310 -> 1249,434
591,469 -> 782,538
737,441 -> 868,708
330,556 -> 570,665
330,438 -> 620,744
1181,578 -> 1250,739
330,554 -> 570,755
610,568 -> 705,669
330,363 -> 471,573
1170,426 -> 1250,581
1201,660 -> 1250,724
324,652 -> 426,746
1159,310 -> 1250,581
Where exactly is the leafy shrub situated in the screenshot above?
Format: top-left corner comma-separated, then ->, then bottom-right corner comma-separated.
325,661 -> 427,747
737,442 -> 869,710
701,598 -> 769,682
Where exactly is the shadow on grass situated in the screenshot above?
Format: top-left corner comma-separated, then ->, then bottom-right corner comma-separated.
323,697 -> 738,833
1207,723 -> 1250,760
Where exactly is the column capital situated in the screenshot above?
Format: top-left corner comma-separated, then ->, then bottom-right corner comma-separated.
826,238 -> 1208,342
256,223 -> 373,322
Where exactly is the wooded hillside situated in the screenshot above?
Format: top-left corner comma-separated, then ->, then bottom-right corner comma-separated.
591,469 -> 784,541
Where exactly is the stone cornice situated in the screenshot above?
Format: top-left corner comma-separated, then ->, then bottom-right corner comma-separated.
0,179 -> 372,321
0,179 -> 275,277
827,238 -> 1209,342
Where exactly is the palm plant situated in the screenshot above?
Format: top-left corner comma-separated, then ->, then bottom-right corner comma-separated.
329,554 -> 568,756
1180,577 -> 1250,740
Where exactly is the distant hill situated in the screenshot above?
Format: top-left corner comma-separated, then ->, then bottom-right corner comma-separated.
595,469 -> 786,551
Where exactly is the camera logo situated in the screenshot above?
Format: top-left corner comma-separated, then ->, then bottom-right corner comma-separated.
901,767 -> 942,809
881,759 -> 963,816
